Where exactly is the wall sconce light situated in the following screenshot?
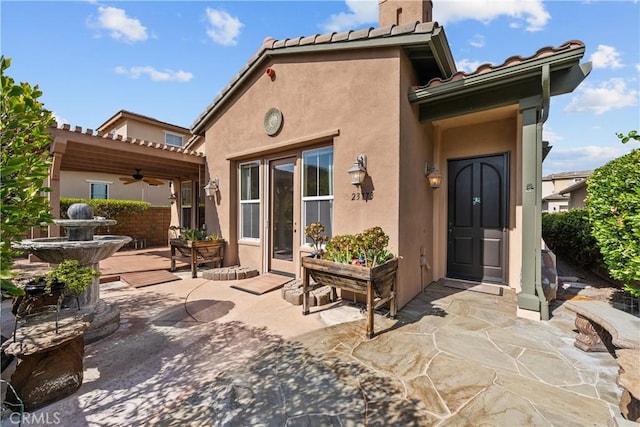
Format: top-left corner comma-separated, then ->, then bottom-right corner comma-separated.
424,162 -> 442,189
204,177 -> 219,198
347,155 -> 367,186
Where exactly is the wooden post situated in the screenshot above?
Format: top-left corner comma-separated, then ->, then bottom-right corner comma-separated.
302,267 -> 310,315
366,280 -> 374,339
170,245 -> 176,271
190,247 -> 198,278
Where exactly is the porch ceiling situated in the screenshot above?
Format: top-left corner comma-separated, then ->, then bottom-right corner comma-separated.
49,125 -> 205,181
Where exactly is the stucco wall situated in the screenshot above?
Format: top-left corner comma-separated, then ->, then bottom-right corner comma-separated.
202,48 -> 402,281
60,170 -> 170,206
397,53 -> 435,307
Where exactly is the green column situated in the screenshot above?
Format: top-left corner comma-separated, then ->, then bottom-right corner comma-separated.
518,96 -> 545,317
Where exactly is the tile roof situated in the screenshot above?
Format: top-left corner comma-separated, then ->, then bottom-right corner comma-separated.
417,40 -> 585,90
51,123 -> 205,158
191,21 -> 441,133
542,170 -> 592,181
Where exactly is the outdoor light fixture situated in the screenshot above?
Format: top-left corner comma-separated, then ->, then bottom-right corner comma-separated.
347,155 -> 367,186
204,177 -> 219,198
424,162 -> 442,189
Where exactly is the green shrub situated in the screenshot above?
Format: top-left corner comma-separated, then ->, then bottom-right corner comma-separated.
60,198 -> 150,220
541,209 -> 603,269
1,57 -> 54,296
586,147 -> 640,295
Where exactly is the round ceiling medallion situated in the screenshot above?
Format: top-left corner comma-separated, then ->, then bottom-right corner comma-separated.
264,107 -> 283,136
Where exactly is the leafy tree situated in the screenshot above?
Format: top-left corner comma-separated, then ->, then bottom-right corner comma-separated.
1,56 -> 54,296
586,131 -> 640,296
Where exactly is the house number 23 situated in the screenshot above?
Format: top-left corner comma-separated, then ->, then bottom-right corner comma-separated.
351,192 -> 374,201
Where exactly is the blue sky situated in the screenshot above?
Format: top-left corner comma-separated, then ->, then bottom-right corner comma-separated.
2,0 -> 638,175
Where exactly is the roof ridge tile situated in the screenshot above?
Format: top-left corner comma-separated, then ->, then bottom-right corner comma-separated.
418,39 -> 585,90
349,27 -> 373,41
369,24 -> 395,38
332,30 -> 352,42
391,21 -> 419,35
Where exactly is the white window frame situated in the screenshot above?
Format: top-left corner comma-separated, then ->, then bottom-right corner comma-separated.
165,131 -> 183,147
239,161 -> 261,241
301,146 -> 333,247
86,180 -> 112,199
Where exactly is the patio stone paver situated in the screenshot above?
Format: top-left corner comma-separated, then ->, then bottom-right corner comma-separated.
1,265 -> 624,426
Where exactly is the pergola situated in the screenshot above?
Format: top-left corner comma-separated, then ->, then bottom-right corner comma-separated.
46,124 -> 206,235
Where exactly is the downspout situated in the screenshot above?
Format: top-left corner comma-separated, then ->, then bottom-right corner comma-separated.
536,64 -> 551,320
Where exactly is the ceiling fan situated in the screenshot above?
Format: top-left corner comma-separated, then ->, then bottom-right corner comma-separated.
119,169 -> 165,186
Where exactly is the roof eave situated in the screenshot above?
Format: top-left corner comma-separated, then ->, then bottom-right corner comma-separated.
409,45 -> 587,104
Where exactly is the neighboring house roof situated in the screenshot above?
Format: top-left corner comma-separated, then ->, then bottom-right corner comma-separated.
191,21 -> 455,135
560,179 -> 587,195
98,109 -> 190,135
543,192 -> 570,201
542,170 -> 593,181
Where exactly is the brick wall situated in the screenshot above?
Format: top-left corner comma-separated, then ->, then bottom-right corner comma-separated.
95,207 -> 170,247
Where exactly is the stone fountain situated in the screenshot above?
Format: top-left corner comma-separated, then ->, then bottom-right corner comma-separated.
12,202 -> 132,342
4,203 -> 131,410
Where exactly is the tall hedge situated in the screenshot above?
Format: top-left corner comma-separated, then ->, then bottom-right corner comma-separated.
60,198 -> 150,219
586,147 -> 640,294
541,210 -> 603,269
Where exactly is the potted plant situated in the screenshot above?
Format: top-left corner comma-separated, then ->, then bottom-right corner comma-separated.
301,223 -> 399,338
169,228 -> 225,278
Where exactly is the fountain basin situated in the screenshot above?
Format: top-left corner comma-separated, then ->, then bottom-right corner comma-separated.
12,235 -> 131,265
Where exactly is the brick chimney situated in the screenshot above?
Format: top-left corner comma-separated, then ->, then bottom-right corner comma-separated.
378,0 -> 433,27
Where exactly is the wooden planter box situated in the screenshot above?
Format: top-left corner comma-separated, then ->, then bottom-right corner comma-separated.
170,239 -> 225,278
302,256 -> 398,338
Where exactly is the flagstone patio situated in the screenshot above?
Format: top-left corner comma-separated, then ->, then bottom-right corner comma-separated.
1,255 -> 625,426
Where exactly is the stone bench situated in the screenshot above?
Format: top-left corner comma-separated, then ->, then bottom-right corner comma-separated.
564,300 -> 640,423
564,300 -> 639,352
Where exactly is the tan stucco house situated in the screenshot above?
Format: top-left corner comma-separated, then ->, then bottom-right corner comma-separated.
186,0 -> 592,320
542,170 -> 592,212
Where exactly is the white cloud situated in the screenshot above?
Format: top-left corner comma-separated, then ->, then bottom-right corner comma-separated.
544,145 -> 630,173
434,0 -> 550,32
590,44 -> 624,69
564,78 -> 638,115
115,66 -> 193,82
205,8 -> 243,46
456,59 -> 484,73
51,112 -> 70,126
469,34 -> 485,48
542,127 -> 564,144
93,6 -> 148,43
636,63 -> 640,72
321,0 -> 378,32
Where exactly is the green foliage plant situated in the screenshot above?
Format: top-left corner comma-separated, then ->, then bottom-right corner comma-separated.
44,260 -> 99,297
541,210 -> 603,269
304,222 -> 328,257
319,224 -> 394,268
586,131 -> 640,296
181,228 -> 207,241
1,56 -> 55,296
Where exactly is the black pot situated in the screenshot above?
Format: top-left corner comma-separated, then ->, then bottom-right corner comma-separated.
24,278 -> 65,296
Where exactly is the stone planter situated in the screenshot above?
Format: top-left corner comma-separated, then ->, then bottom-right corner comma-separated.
170,238 -> 225,278
301,256 -> 398,338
